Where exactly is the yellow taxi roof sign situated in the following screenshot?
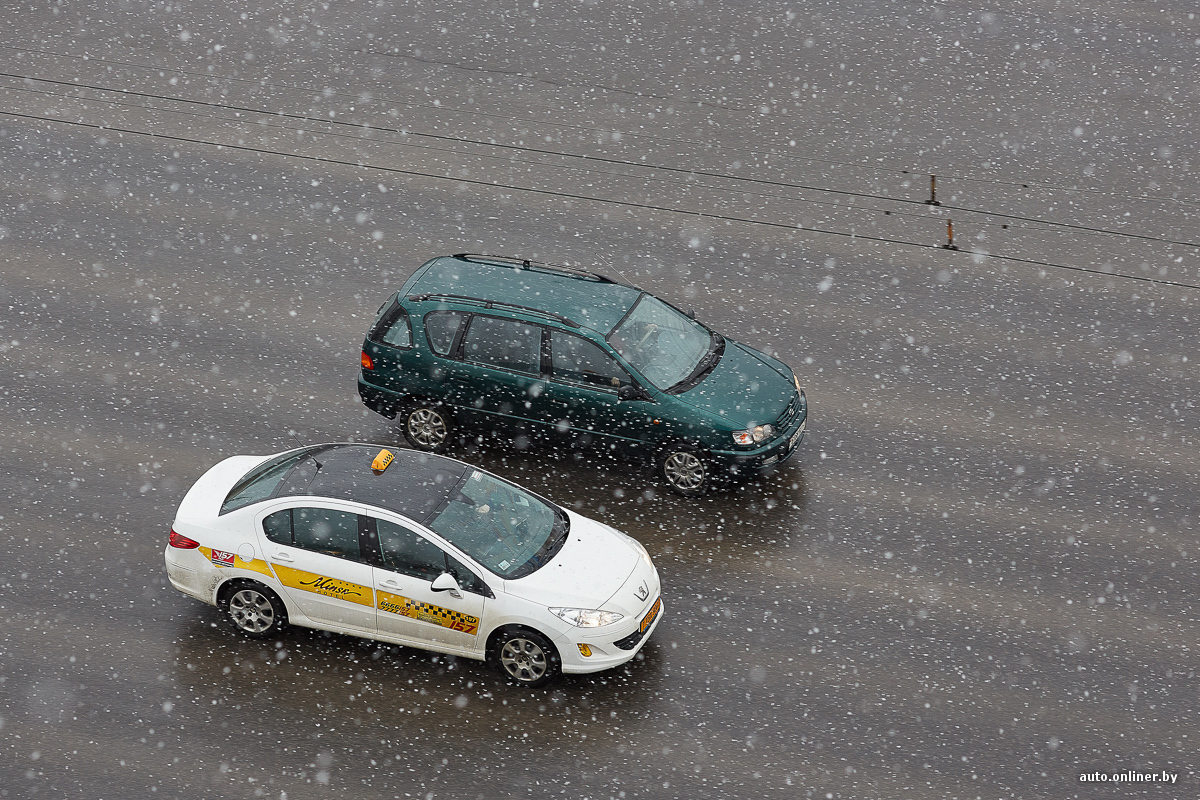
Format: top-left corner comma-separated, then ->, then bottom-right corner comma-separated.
371,448 -> 395,472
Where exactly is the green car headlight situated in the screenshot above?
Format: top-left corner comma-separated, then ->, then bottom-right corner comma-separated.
732,424 -> 775,445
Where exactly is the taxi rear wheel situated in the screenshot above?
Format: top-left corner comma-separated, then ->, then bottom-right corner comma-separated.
659,443 -> 710,497
220,581 -> 287,639
399,400 -> 453,452
489,628 -> 561,688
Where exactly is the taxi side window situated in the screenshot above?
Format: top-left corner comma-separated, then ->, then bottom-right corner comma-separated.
262,509 -> 292,545
376,519 -> 446,581
424,311 -> 466,356
549,330 -> 630,389
376,518 -> 489,595
292,508 -> 363,561
443,556 -> 490,597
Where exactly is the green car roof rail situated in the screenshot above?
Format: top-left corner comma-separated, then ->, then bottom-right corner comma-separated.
451,253 -> 617,284
407,292 -> 583,329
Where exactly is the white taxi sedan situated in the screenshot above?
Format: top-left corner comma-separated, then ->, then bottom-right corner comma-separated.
165,444 -> 663,687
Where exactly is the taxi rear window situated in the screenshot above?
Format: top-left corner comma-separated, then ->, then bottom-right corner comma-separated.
220,449 -> 314,514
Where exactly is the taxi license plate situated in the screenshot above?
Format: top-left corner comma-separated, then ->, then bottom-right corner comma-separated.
639,597 -> 662,633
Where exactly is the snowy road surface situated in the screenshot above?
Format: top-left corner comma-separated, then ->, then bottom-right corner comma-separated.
2,2 -> 1197,798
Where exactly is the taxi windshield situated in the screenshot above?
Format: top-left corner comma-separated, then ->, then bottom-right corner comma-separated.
426,470 -> 567,579
607,294 -> 711,390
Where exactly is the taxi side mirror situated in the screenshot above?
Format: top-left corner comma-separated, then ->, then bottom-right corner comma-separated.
431,572 -> 462,599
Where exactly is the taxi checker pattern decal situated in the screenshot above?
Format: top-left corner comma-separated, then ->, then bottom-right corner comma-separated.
199,547 -> 273,578
377,590 -> 479,635
270,564 -> 374,607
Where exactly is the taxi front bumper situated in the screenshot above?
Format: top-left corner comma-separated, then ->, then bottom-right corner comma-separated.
556,597 -> 665,674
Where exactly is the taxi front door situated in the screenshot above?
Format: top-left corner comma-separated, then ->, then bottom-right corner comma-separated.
369,516 -> 488,653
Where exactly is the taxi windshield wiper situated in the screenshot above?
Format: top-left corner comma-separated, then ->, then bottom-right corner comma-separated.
524,509 -> 570,570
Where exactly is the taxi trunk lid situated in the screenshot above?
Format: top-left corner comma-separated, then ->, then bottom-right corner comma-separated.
174,455 -> 270,523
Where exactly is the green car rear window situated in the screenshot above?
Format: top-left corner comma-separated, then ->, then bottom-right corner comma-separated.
220,450 -> 312,514
367,297 -> 412,348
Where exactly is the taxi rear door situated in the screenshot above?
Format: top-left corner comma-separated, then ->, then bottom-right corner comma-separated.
256,502 -> 376,633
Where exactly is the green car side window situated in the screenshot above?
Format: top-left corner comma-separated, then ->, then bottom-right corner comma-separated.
367,299 -> 412,348
382,322 -> 411,348
549,330 -> 630,389
424,311 -> 466,356
461,316 -> 542,375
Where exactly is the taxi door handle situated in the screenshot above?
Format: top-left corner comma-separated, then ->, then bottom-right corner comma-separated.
273,552 -> 294,562
380,579 -> 400,589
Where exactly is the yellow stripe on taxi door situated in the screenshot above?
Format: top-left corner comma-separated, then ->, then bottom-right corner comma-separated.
271,564 -> 375,607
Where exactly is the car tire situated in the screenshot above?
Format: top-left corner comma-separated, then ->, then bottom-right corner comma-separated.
399,400 -> 453,452
219,581 -> 288,639
489,627 -> 561,688
659,443 -> 710,497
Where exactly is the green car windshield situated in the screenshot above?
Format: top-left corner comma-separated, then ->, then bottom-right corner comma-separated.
608,294 -> 711,390
426,469 -> 567,579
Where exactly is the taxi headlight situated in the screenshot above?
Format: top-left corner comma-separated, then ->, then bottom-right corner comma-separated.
549,607 -> 625,628
794,373 -> 803,394
732,424 -> 775,445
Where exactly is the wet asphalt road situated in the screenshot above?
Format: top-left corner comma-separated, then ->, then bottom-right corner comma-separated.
2,2 -> 1199,798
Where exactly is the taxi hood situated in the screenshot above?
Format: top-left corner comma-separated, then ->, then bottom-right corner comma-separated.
673,340 -> 795,428
500,511 -> 641,608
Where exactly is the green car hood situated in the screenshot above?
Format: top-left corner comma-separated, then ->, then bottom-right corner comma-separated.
672,340 -> 795,428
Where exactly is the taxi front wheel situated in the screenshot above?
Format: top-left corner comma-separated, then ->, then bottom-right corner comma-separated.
220,581 -> 288,639
489,628 -> 561,688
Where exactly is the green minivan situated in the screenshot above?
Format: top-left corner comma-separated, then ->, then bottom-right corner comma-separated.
357,254 -> 807,495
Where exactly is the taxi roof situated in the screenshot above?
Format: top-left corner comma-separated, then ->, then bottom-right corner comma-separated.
402,255 -> 643,334
278,444 -> 468,524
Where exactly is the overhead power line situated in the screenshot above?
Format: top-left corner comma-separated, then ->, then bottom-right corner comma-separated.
3,42 -> 1200,214
2,71 -> 1199,255
3,108 -> 1197,293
